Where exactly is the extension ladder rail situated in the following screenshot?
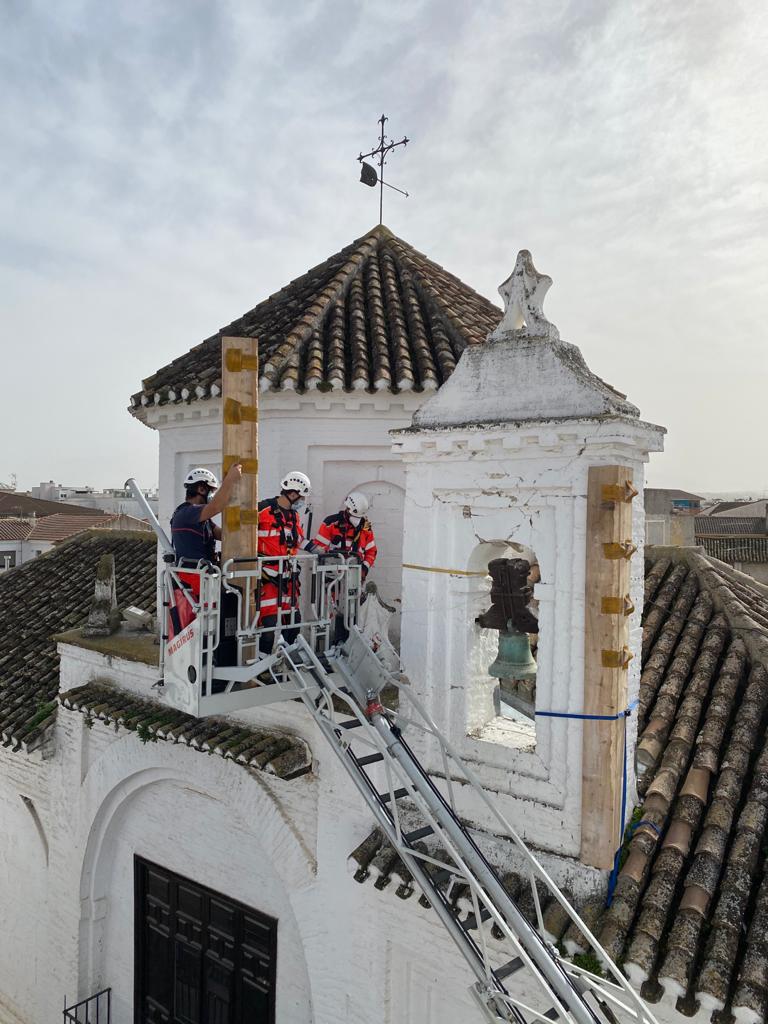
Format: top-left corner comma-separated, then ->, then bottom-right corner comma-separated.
276,632 -> 657,1024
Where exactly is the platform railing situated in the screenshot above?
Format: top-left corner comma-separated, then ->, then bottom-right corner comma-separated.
158,553 -> 363,713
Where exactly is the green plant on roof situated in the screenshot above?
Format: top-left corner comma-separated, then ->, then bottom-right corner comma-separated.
23,701 -> 57,734
572,952 -> 604,978
616,804 -> 645,870
136,722 -> 157,744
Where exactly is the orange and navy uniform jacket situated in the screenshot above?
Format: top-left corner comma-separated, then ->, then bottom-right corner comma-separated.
312,512 -> 377,576
257,497 -> 306,618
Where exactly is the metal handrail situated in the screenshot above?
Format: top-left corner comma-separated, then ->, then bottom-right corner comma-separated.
63,987 -> 111,1024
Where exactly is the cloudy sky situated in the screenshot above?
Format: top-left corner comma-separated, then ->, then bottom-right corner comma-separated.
1,0 -> 766,494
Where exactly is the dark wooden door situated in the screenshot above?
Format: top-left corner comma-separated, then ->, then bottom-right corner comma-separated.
135,857 -> 277,1024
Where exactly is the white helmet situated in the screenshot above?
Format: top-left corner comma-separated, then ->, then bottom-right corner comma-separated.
280,471 -> 311,498
184,467 -> 219,489
344,491 -> 369,518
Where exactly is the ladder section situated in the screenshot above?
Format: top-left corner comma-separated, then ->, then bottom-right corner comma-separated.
279,632 -> 658,1024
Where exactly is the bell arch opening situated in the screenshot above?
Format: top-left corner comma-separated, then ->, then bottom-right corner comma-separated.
468,541 -> 541,749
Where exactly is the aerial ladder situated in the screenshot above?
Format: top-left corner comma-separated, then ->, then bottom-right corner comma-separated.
127,477 -> 656,1024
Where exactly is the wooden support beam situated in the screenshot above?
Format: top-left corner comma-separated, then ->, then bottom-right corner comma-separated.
581,465 -> 636,869
220,337 -> 259,566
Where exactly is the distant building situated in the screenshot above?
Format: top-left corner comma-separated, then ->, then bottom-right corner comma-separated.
0,491 -> 103,519
694,511 -> 768,585
644,489 -> 704,546
0,512 -> 152,571
643,491 -> 768,584
644,487 -> 704,515
31,481 -> 159,519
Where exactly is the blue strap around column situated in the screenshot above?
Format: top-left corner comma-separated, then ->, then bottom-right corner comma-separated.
535,699 -> 639,904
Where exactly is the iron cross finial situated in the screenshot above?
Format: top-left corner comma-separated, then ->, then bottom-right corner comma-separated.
357,114 -> 410,225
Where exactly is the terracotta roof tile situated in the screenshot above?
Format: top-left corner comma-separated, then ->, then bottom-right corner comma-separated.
131,225 -> 501,407
0,530 -> 157,751
698,535 -> 768,565
26,512 -> 114,541
0,518 -> 32,541
599,549 -> 768,1020
59,682 -> 310,780
695,516 -> 766,537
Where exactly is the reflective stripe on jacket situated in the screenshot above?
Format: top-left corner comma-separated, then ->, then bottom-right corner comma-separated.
313,512 -> 377,570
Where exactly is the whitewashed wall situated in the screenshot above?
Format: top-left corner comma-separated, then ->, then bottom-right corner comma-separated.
142,390 -> 423,623
394,418 -> 661,867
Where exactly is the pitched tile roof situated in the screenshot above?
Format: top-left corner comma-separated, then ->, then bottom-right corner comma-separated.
696,536 -> 768,565
59,682 -> 310,780
0,518 -> 33,541
706,500 -> 756,516
694,516 -> 766,536
598,548 -> 768,1022
0,492 -> 105,518
711,500 -> 768,518
131,224 -> 503,408
26,512 -> 114,541
0,530 -> 157,751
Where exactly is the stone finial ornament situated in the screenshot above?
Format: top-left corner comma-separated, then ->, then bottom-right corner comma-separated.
491,249 -> 559,342
82,553 -> 121,637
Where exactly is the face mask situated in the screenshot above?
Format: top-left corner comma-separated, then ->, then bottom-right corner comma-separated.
348,513 -> 362,525
292,498 -> 306,513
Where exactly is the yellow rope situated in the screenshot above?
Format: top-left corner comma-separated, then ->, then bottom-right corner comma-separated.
402,562 -> 486,577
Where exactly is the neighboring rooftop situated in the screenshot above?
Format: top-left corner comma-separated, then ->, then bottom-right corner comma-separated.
0,518 -> 35,542
0,513 -> 153,545
0,491 -> 106,519
0,530 -> 157,750
694,517 -> 768,566
705,500 -> 760,517
711,499 -> 768,519
694,517 -> 766,537
131,224 -> 503,408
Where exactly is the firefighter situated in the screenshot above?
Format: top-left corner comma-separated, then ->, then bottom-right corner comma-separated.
168,464 -> 242,641
310,491 -> 377,643
258,471 -> 311,654
311,491 -> 377,576
170,464 -> 243,566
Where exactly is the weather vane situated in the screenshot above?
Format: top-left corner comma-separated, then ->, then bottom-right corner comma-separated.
358,114 -> 409,225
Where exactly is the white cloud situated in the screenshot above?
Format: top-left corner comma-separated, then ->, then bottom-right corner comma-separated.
0,0 -> 766,492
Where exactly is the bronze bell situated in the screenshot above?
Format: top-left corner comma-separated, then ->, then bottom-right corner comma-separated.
475,558 -> 539,635
488,622 -> 538,682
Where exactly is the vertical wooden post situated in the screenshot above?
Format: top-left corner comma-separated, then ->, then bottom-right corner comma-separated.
581,465 -> 638,869
220,337 -> 259,566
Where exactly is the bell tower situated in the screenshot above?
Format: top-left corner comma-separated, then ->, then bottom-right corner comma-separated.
393,251 -> 665,873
